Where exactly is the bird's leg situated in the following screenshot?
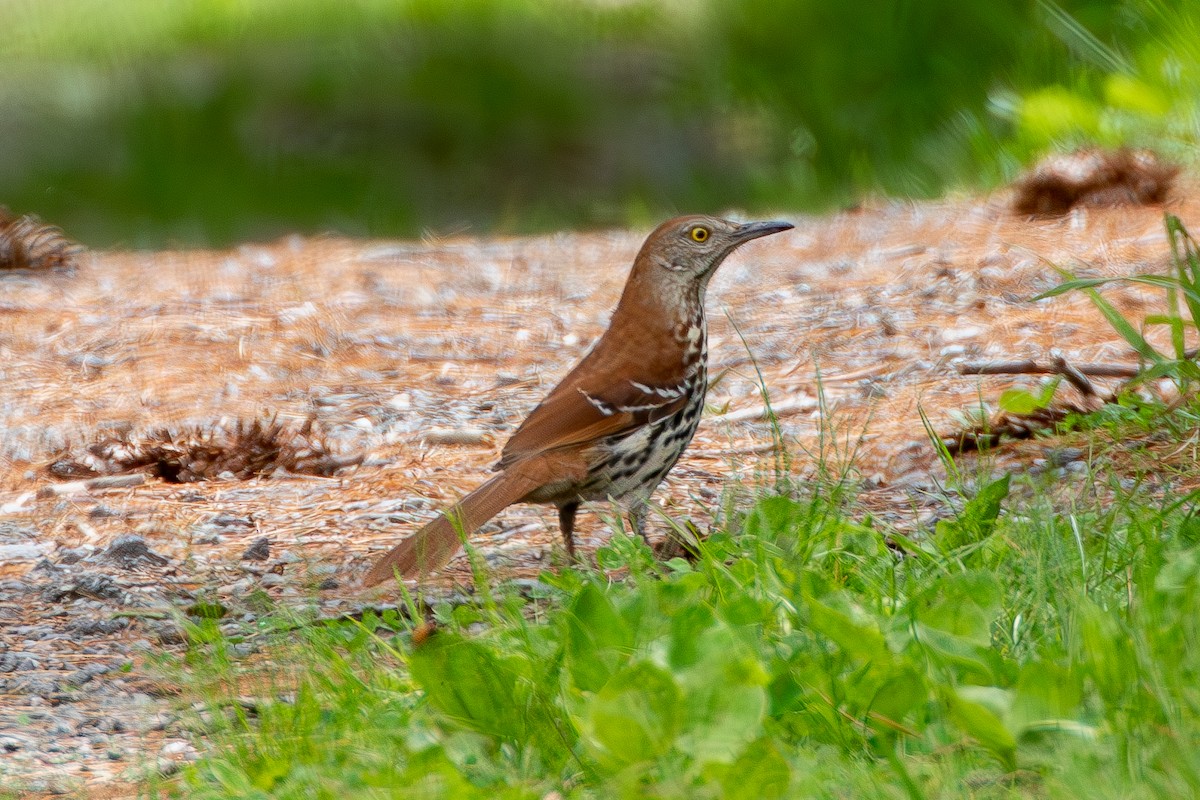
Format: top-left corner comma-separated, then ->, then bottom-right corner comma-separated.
558,501 -> 580,561
628,501 -> 651,547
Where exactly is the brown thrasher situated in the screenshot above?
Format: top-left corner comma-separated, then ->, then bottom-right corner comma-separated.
362,215 -> 792,586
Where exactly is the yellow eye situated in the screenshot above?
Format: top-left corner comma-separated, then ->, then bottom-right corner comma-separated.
690,226 -> 710,242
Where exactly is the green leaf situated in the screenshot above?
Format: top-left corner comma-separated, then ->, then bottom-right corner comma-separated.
1036,376 -> 1063,407
1033,277 -> 1114,300
408,630 -> 529,742
807,596 -> 889,663
1073,598 -> 1137,703
668,603 -> 717,670
937,475 -> 1010,549
743,495 -> 808,542
998,388 -> 1040,415
564,582 -> 634,693
913,624 -> 1000,684
1010,661 -> 1082,734
912,571 -> 1002,645
1083,286 -> 1163,363
676,623 -> 768,764
866,663 -> 927,727
945,687 -> 1016,768
720,738 -> 791,800
581,661 -> 683,769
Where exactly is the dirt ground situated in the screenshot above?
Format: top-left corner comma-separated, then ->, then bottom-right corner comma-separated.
1,182 -> 1195,796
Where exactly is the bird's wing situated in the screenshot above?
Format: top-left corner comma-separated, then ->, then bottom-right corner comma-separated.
497,347 -> 693,468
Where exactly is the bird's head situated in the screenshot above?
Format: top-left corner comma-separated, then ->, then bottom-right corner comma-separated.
637,215 -> 793,289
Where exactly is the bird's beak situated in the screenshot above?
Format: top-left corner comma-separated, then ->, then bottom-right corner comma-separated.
732,220 -> 794,244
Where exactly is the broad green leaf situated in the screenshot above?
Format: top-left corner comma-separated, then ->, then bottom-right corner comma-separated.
744,495 -> 808,542
1073,598 -> 1137,703
668,603 -> 717,669
1153,544 -> 1200,594
1036,376 -> 1063,406
400,746 -> 489,799
945,687 -> 1016,768
1103,73 -> 1169,115
913,626 -> 999,685
911,571 -> 1002,645
807,597 -> 889,663
408,631 -> 529,742
1010,661 -> 1082,734
999,383 -> 1061,415
564,582 -> 634,693
866,662 -> 927,727
937,475 -> 1010,549
581,661 -> 682,769
998,388 -> 1040,415
720,738 -> 791,800
676,623 -> 768,764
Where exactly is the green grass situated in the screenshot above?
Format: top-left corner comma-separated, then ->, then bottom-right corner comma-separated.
157,397 -> 1200,799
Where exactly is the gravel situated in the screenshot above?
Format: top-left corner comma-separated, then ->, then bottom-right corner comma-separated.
1,197 -> 1185,794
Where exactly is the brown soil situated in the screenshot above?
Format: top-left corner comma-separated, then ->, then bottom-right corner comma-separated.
0,182 -> 1196,796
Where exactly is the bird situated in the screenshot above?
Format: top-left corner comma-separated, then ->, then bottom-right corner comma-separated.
361,214 -> 792,586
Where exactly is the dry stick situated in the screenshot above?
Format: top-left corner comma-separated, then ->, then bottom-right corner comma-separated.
960,345 -> 1200,383
1051,351 -> 1098,398
945,351 -> 1139,455
958,359 -> 1140,379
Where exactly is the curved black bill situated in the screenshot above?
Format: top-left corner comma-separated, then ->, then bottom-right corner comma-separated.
733,220 -> 794,243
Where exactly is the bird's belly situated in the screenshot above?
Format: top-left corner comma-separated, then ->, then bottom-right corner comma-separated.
578,394 -> 704,504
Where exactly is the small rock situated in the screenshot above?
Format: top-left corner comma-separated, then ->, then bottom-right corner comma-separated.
209,513 -> 252,528
149,620 -> 186,645
259,572 -> 285,588
1047,447 -> 1085,467
67,617 -> 130,636
241,537 -> 271,561
217,579 -> 252,597
161,740 -> 191,757
104,535 -> 169,568
0,541 -> 50,560
192,528 -> 224,545
0,652 -> 39,671
41,572 -> 124,603
57,547 -> 89,564
88,505 -> 121,519
232,643 -> 257,658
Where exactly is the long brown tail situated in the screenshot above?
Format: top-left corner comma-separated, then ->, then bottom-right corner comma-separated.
360,470 -> 535,586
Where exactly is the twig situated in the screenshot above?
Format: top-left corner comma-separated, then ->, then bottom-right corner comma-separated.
958,359 -> 1140,379
945,351 -> 1133,455
713,397 -> 817,423
1051,350 -> 1097,397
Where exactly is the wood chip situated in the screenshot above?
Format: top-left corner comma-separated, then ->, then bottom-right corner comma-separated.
419,428 -> 494,446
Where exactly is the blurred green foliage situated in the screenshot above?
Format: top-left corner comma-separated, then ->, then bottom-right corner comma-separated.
0,0 -> 1195,246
